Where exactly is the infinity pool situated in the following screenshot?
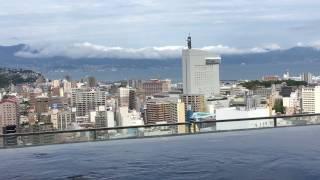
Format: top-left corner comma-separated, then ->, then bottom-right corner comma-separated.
1,125 -> 320,180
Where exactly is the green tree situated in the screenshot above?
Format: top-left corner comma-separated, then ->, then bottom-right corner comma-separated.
240,80 -> 306,90
273,99 -> 285,114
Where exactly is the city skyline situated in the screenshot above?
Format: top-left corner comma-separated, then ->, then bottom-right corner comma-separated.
2,1 -> 320,179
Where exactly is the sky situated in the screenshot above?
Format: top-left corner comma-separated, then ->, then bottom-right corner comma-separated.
2,0 -> 320,58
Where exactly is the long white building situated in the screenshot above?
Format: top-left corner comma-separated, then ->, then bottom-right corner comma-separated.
215,107 -> 272,131
182,36 -> 221,97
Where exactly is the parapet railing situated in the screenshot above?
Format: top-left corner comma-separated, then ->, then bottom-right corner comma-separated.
1,113 -> 320,148
192,113 -> 320,132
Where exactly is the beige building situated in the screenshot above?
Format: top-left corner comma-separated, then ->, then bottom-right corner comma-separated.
118,87 -> 130,107
28,89 -> 42,109
0,99 -> 18,133
180,94 -> 206,113
142,79 -> 171,96
145,98 -> 185,125
35,96 -> 49,114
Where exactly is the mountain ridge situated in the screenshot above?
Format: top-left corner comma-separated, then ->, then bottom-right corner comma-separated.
0,44 -> 320,70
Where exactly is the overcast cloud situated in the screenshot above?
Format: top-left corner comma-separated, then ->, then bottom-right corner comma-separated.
15,42 -> 282,59
2,0 -> 320,58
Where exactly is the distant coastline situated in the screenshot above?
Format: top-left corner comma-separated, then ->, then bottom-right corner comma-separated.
43,63 -> 320,82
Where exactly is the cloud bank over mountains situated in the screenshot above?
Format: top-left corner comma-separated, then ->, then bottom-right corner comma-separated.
14,42 -> 283,59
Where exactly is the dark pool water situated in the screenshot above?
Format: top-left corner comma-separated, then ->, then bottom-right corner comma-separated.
1,126 -> 320,180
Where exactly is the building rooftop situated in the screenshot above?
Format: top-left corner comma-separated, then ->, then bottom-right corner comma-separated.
1,125 -> 320,179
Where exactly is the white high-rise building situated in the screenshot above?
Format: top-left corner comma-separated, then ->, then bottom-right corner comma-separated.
182,35 -> 221,97
302,86 -> 320,113
302,72 -> 313,84
106,110 -> 115,128
215,107 -> 272,131
117,106 -> 144,127
282,91 -> 300,114
63,80 -> 72,94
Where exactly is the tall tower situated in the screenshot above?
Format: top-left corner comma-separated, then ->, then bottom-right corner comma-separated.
182,36 -> 221,97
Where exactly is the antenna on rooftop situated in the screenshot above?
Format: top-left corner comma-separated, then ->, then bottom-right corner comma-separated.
187,33 -> 192,49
